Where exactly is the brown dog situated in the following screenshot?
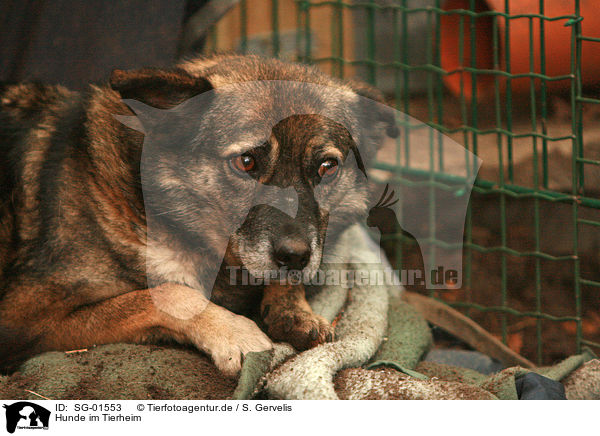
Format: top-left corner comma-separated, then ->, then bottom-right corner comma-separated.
0,55 -> 394,376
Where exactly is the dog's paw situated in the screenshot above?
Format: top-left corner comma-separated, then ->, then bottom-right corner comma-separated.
261,305 -> 334,351
188,309 -> 273,377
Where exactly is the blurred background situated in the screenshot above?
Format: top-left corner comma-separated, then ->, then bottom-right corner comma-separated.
2,0 -> 600,365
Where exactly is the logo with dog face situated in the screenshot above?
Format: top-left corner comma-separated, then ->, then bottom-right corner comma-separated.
115,80 -> 480,317
3,402 -> 50,433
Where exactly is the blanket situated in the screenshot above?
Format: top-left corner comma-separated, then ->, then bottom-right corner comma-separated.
1,225 -> 598,400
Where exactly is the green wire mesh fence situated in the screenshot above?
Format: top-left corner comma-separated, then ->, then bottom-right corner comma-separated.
206,0 -> 600,365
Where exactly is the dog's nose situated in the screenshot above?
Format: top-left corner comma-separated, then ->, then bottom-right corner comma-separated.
273,237 -> 311,270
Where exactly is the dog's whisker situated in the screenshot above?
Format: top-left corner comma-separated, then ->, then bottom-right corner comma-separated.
151,206 -> 194,217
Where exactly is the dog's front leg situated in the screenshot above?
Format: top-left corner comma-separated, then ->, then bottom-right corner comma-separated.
37,283 -> 272,377
260,282 -> 334,351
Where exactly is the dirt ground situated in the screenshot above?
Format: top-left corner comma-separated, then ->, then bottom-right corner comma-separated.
376,93 -> 600,365
382,192 -> 600,366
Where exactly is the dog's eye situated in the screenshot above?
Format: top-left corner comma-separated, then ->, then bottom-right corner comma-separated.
230,154 -> 255,173
318,158 -> 339,180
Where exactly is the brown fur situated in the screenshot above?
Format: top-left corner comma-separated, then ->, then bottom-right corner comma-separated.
0,55 -> 391,376
261,282 -> 333,350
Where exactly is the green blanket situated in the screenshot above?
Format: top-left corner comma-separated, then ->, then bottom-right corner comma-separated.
1,225 -> 598,400
2,295 -> 595,400
232,292 -> 598,400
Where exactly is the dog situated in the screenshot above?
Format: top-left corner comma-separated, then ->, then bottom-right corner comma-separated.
0,55 -> 396,376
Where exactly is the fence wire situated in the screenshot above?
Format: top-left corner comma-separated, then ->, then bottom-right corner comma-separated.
208,0 -> 600,364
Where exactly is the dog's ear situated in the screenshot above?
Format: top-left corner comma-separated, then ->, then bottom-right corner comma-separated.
346,79 -> 399,139
109,67 -> 213,109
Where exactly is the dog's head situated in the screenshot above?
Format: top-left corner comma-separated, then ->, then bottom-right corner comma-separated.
110,56 -> 398,285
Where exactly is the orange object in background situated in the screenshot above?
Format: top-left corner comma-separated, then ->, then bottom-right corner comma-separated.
440,0 -> 600,99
